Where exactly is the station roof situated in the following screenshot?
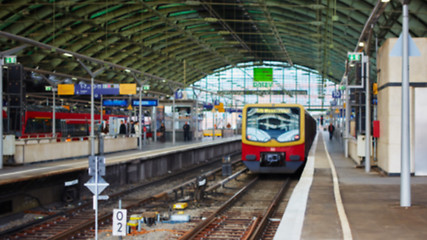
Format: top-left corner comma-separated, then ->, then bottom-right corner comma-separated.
0,0 -> 426,96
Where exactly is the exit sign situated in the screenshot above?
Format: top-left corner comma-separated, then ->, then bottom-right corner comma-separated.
4,56 -> 16,64
348,52 -> 361,61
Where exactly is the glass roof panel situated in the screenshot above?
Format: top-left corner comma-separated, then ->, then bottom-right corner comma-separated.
185,61 -> 336,113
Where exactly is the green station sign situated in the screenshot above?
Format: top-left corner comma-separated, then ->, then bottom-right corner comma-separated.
253,68 -> 273,88
348,52 -> 361,61
4,56 -> 17,64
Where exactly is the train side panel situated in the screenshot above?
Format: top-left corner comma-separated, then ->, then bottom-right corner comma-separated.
304,111 -> 317,156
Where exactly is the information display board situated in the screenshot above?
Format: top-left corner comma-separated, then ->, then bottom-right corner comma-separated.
58,83 -> 136,96
132,99 -> 158,107
103,99 -> 128,107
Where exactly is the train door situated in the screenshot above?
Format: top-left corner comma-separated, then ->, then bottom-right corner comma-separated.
60,120 -> 68,137
109,117 -> 126,136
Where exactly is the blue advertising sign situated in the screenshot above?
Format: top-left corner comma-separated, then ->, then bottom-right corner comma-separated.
102,99 -> 128,107
131,99 -> 158,107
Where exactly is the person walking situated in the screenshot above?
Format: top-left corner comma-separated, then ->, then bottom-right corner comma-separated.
328,122 -> 335,140
183,121 -> 190,141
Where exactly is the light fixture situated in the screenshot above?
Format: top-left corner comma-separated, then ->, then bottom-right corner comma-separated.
63,53 -> 73,57
204,17 -> 218,22
381,0 -> 390,2
124,69 -> 131,73
358,42 -> 365,47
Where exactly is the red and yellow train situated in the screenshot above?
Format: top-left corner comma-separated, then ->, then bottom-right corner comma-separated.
241,103 -> 317,174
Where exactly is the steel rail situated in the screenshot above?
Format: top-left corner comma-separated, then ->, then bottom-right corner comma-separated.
2,156 -> 242,239
178,176 -> 259,240
204,167 -> 248,192
47,213 -> 110,240
245,177 -> 291,240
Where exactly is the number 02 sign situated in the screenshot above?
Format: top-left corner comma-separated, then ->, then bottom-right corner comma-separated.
113,209 -> 127,236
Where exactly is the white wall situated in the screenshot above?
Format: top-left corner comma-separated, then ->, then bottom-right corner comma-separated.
376,38 -> 427,174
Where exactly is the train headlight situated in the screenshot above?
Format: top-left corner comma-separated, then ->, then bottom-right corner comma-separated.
246,128 -> 270,142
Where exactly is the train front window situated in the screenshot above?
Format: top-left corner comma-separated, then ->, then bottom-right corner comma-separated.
246,107 -> 300,143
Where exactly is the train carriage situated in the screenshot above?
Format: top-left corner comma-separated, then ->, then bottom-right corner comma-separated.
242,103 -> 317,174
19,106 -> 153,139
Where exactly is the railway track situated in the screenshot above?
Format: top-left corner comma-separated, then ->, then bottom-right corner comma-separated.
1,157 -> 246,240
177,176 -> 292,240
2,158 -> 297,240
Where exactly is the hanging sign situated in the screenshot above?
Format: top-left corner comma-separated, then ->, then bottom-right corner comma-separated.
253,68 -> 273,88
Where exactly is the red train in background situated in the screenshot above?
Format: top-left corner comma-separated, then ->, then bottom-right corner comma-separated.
19,105 -> 152,139
241,103 -> 317,174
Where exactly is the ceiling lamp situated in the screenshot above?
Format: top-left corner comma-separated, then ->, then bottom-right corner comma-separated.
358,42 -> 365,47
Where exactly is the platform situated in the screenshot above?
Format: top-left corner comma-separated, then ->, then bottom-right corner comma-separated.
0,136 -> 241,186
275,131 -> 427,240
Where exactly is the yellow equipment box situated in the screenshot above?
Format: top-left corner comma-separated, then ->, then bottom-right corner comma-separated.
173,202 -> 188,210
130,214 -> 142,220
127,219 -> 139,227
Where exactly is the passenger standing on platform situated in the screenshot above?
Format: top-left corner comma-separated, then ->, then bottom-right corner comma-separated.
130,120 -> 135,135
103,123 -> 109,134
328,123 -> 335,140
119,120 -> 126,135
159,123 -> 166,142
183,122 -> 190,141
